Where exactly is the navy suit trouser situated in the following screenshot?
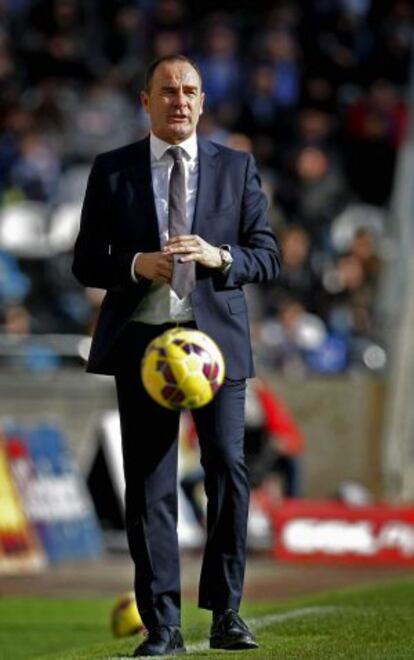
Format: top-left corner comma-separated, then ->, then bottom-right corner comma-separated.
114,321 -> 249,629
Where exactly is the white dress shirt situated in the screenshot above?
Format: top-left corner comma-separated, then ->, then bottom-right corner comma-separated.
131,132 -> 198,324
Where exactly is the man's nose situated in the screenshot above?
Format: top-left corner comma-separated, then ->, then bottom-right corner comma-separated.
173,90 -> 186,106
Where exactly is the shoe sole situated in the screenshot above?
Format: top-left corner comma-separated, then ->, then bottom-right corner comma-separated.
210,637 -> 259,650
134,646 -> 186,656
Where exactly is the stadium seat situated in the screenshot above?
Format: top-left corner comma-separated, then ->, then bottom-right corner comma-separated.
0,201 -> 50,258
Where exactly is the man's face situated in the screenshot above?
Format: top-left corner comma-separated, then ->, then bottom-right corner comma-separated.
141,60 -> 205,144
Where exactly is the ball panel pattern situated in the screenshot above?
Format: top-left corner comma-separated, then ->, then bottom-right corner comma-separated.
141,328 -> 225,410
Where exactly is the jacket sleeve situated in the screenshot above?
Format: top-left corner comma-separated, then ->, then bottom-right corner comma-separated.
214,153 -> 281,289
72,156 -> 138,290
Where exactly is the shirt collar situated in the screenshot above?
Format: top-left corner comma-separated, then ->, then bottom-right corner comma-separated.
150,131 -> 198,162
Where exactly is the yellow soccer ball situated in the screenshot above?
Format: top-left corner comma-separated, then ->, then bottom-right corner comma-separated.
141,327 -> 225,410
111,591 -> 145,638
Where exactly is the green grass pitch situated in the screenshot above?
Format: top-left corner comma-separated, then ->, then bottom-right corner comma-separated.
0,578 -> 413,659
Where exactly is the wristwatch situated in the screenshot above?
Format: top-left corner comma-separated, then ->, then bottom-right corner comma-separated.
218,244 -> 234,271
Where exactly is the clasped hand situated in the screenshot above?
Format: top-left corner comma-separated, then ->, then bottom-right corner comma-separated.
134,235 -> 222,284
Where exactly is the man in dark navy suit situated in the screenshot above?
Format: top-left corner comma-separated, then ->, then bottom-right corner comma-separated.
73,55 -> 280,657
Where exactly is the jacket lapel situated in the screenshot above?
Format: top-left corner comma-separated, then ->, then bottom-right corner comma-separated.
125,136 -> 218,247
126,136 -> 161,250
191,137 -> 218,235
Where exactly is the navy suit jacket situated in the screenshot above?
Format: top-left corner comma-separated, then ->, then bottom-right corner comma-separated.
72,136 -> 280,379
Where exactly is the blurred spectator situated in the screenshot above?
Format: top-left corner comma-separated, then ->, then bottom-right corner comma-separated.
65,79 -> 138,160
44,251 -> 93,333
18,0 -> 105,83
276,146 -> 351,246
369,0 -> 414,86
152,29 -> 186,60
261,28 -> 301,110
197,109 -> 229,144
0,31 -> 19,101
10,131 -> 60,201
0,106 -> 33,197
195,16 -> 241,123
0,300 -> 61,371
295,107 -> 337,151
314,5 -> 375,86
0,250 -> 31,304
244,378 -> 305,498
264,225 -> 319,314
102,3 -> 147,93
318,252 -> 376,340
253,298 -> 328,375
225,131 -> 253,154
24,79 -> 72,153
343,79 -> 408,204
349,227 -> 381,287
148,0 -> 190,59
300,76 -> 338,114
236,65 -> 280,138
179,377 -> 306,532
150,0 -> 189,34
2,302 -> 32,334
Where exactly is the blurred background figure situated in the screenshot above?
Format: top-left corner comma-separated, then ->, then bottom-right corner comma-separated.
244,378 -> 305,499
178,378 -> 305,551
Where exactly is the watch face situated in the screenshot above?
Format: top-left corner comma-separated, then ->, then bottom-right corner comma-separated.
221,251 -> 233,269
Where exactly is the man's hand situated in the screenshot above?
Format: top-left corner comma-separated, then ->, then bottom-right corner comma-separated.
163,235 -> 222,269
134,252 -> 174,283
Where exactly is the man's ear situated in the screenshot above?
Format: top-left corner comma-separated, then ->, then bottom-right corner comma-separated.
140,90 -> 149,113
200,91 -> 205,116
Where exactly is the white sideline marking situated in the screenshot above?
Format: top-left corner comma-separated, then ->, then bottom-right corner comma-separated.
112,605 -> 341,658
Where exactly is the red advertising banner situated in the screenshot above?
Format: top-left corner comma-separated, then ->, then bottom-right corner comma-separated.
271,499 -> 414,565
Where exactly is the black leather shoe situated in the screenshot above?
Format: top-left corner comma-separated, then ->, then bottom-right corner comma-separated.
133,625 -> 186,656
210,609 -> 258,650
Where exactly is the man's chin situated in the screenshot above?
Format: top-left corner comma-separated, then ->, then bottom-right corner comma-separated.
163,124 -> 193,143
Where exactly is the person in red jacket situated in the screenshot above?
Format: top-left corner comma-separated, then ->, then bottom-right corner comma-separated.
180,377 -> 305,525
245,378 -> 305,498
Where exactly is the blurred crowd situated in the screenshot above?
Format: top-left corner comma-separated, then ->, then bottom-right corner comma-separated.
0,0 -> 412,373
